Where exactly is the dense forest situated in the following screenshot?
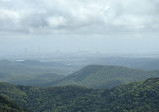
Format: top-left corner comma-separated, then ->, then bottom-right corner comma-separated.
0,78 -> 159,112
0,94 -> 25,112
0,60 -> 159,111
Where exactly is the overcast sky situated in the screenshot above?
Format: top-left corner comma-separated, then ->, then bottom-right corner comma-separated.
0,0 -> 159,56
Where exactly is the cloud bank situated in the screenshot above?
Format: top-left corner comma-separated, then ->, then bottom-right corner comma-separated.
0,0 -> 159,35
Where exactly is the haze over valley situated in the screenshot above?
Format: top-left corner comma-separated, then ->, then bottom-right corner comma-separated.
0,0 -> 159,111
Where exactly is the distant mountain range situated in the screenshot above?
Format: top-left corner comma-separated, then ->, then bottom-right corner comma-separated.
0,58 -> 159,111
49,65 -> 159,88
1,58 -> 159,88
0,60 -> 72,86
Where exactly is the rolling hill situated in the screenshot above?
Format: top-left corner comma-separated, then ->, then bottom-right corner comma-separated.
1,58 -> 159,88
50,65 -> 159,88
0,78 -> 159,111
0,60 -> 71,86
101,78 -> 159,112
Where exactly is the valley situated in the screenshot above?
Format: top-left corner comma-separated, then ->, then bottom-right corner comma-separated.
0,58 -> 159,112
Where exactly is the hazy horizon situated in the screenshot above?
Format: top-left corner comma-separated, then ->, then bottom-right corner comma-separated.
0,0 -> 159,57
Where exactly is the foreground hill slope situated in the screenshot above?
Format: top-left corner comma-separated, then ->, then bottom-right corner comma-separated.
102,78 -> 159,112
0,78 -> 159,112
51,65 -> 159,88
0,94 -> 25,112
0,82 -> 101,112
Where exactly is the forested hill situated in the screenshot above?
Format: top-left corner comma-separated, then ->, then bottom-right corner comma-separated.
50,65 -> 159,88
101,78 -> 159,112
0,94 -> 25,112
0,78 -> 159,112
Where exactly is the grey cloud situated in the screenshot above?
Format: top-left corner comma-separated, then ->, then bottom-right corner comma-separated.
0,0 -> 159,35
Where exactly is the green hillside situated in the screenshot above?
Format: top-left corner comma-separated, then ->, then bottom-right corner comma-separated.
0,94 -> 25,112
0,60 -> 69,86
0,78 -> 159,112
0,82 -> 101,112
51,65 -> 159,88
1,59 -> 159,88
101,78 -> 159,112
